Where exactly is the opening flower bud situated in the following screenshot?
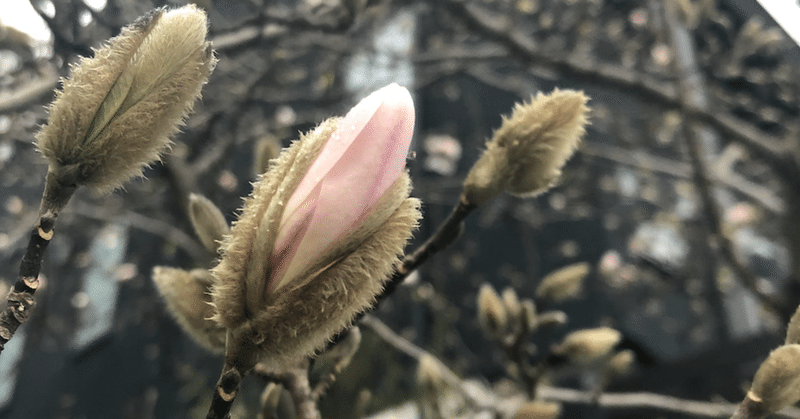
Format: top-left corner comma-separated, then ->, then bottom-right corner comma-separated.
212,84 -> 421,370
36,5 -> 216,193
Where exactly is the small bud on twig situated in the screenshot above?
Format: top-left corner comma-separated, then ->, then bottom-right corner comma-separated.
552,327 -> 621,364
535,262 -> 590,303
512,400 -> 562,419
477,283 -> 508,338
152,266 -> 225,352
188,193 -> 230,253
462,89 -> 589,206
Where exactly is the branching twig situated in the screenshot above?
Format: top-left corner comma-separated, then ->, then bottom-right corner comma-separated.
365,313 -> 800,419
360,314 -> 496,413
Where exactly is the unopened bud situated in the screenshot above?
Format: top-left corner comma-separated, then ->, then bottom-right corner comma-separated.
536,310 -> 568,329
417,353 -> 445,393
785,304 -> 800,345
607,349 -> 635,376
477,283 -> 508,338
520,299 -> 538,335
749,344 -> 800,415
462,89 -> 589,206
512,401 -> 561,419
253,135 -> 282,176
188,193 -> 229,253
535,262 -> 590,303
502,287 -> 522,333
152,266 -> 225,352
36,5 -> 216,193
552,327 -> 621,364
258,382 -> 283,419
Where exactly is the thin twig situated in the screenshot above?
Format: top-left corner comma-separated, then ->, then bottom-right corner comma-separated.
0,171 -> 76,354
364,313 -> 800,419
360,314 -> 496,413
378,197 -> 476,301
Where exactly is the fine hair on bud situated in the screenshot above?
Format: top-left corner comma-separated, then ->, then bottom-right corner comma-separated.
535,262 -> 590,303
749,344 -> 800,414
536,310 -> 568,329
36,5 -> 216,193
188,193 -> 229,253
477,283 -> 508,338
152,266 -> 226,352
212,116 -> 421,370
462,89 -> 589,206
552,327 -> 621,364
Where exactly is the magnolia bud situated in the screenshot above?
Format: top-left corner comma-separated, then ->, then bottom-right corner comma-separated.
607,349 -> 635,376
188,193 -> 229,253
786,304 -> 800,345
535,262 -> 590,303
748,344 -> 800,415
502,287 -> 523,334
552,327 -> 621,364
36,5 -> 216,193
152,266 -> 225,352
211,84 -> 420,370
477,283 -> 508,338
512,401 -> 561,419
258,382 -> 283,419
536,310 -> 568,329
462,89 -> 589,206
253,135 -> 282,177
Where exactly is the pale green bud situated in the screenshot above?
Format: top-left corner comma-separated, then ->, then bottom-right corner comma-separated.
36,5 -> 216,193
535,262 -> 590,303
462,89 -> 589,206
151,266 -> 225,352
188,193 -> 229,253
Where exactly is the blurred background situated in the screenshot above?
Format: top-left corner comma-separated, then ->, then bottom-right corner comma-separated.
0,0 -> 799,418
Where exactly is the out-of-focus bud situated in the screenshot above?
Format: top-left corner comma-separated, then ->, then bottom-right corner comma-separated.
211,84 -> 420,370
152,266 -> 225,352
535,262 -> 590,303
253,135 -> 283,177
520,299 -> 538,335
502,287 -> 523,334
785,304 -> 800,345
477,283 -> 508,338
512,401 -> 562,419
188,193 -> 229,253
536,310 -> 568,329
257,382 -> 283,419
36,5 -> 216,193
748,344 -> 800,415
462,89 -> 589,206
417,353 -> 445,392
607,349 -> 635,376
552,327 -> 621,364
321,326 -> 362,370
417,353 -> 445,418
